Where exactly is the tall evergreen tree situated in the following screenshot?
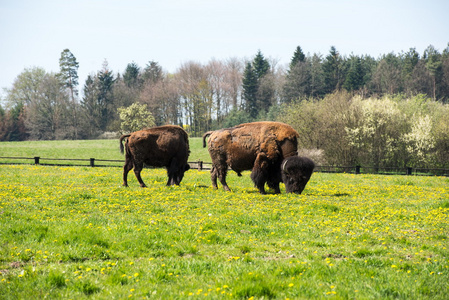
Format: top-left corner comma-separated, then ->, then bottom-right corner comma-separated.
402,48 -> 420,79
123,62 -> 141,88
322,46 -> 345,93
440,44 -> 449,102
283,46 -> 311,102
242,62 -> 258,119
97,60 -> 115,131
58,49 -> 79,101
309,53 -> 325,98
343,55 -> 364,91
81,75 -> 101,138
142,61 -> 163,83
252,50 -> 274,114
253,50 -> 270,79
402,48 -> 420,96
424,45 -> 442,100
289,46 -> 306,70
283,61 -> 311,102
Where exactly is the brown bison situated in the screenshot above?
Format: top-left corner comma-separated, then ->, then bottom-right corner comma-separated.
119,125 -> 190,187
202,121 -> 301,194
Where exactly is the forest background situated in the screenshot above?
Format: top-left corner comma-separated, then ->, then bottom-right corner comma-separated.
1,45 -> 449,169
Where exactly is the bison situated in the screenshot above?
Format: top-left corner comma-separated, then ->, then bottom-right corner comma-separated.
119,125 -> 190,187
281,156 -> 315,194
202,121 -> 302,194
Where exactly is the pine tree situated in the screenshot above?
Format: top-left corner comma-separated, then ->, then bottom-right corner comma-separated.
283,46 -> 310,102
97,60 -> 115,131
252,50 -> 274,114
424,45 -> 442,100
142,61 -> 163,83
309,54 -> 325,98
123,62 -> 141,88
283,62 -> 311,102
253,50 -> 270,79
402,48 -> 420,79
81,75 -> 101,137
58,49 -> 79,101
343,56 -> 364,91
322,46 -> 345,93
289,46 -> 306,71
242,62 -> 258,119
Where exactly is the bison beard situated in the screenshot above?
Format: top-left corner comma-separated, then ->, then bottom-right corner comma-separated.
203,121 -> 299,194
119,125 -> 190,187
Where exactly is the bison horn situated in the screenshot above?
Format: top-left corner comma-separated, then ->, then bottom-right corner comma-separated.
281,158 -> 290,174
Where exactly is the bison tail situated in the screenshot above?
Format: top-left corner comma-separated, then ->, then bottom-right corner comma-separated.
119,134 -> 131,154
202,131 -> 213,148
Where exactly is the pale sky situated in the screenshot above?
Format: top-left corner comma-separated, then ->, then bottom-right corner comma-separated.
1,0 -> 448,99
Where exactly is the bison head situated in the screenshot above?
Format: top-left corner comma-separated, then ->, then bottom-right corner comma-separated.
281,156 -> 315,194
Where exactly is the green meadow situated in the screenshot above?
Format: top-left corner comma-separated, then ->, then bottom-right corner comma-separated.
0,139 -> 448,299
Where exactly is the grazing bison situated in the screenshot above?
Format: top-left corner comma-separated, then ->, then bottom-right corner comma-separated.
281,156 -> 315,194
119,125 -> 190,187
202,121 -> 300,194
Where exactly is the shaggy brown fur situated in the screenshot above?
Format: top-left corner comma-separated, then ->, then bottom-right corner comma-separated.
202,121 -> 299,194
120,125 -> 190,187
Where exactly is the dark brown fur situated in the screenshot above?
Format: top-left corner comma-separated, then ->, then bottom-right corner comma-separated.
202,121 -> 299,194
281,156 -> 315,194
120,125 -> 190,187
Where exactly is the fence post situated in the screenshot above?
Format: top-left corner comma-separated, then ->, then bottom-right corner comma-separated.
34,157 -> 40,165
90,158 -> 95,167
197,160 -> 203,171
355,165 -> 361,174
406,167 -> 413,175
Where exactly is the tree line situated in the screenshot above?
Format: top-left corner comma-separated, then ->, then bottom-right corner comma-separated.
0,45 -> 448,168
278,91 -> 449,169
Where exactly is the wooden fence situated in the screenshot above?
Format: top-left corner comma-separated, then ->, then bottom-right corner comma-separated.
1,156 -> 448,176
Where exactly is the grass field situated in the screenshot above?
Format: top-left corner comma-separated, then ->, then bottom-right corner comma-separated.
0,140 -> 448,299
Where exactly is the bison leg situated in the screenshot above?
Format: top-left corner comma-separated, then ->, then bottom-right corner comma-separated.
174,164 -> 190,185
251,153 -> 269,194
122,158 -> 134,187
267,179 -> 281,194
267,166 -> 282,194
133,161 -> 147,188
218,168 -> 231,192
212,165 -> 231,192
167,158 -> 181,186
210,166 -> 218,189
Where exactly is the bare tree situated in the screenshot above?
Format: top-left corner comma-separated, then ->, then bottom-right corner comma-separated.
140,75 -> 181,126
371,55 -> 403,94
25,73 -> 73,139
225,57 -> 243,109
176,61 -> 212,135
205,58 -> 244,127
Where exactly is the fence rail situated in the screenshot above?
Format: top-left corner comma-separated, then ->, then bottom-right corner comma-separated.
0,156 -> 448,177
